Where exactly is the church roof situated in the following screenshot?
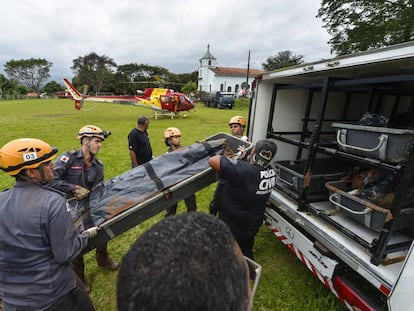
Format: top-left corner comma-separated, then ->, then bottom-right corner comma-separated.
199,45 -> 216,61
211,66 -> 264,77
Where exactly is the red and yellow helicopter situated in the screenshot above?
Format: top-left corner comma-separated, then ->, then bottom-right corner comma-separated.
63,78 -> 195,117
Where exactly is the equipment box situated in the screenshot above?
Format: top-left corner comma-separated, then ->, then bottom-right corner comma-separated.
275,158 -> 348,195
326,180 -> 414,232
332,123 -> 414,163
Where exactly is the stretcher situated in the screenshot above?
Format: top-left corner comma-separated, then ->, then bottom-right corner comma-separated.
82,133 -> 252,252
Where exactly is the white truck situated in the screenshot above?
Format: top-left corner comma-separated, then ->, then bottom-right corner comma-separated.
248,41 -> 414,311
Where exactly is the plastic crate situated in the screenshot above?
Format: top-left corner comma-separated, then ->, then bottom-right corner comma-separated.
274,158 -> 348,195
326,180 -> 414,232
332,123 -> 414,163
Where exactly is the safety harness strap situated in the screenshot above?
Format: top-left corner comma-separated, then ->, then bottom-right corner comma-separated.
143,162 -> 165,191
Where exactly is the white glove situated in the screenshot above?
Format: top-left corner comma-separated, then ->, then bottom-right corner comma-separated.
84,226 -> 99,238
73,185 -> 90,200
234,145 -> 247,159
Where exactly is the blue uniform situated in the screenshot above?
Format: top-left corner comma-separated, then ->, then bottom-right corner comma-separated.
0,182 -> 89,309
50,148 -> 117,287
51,149 -> 103,231
52,149 -> 104,195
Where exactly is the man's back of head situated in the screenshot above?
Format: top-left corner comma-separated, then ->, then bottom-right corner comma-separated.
137,115 -> 149,129
117,212 -> 250,311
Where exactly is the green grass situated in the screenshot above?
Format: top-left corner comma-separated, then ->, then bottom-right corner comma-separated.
0,99 -> 346,311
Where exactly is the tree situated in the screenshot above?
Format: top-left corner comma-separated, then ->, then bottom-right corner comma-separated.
43,80 -> 64,96
4,58 -> 52,97
262,51 -> 304,71
317,0 -> 414,56
114,64 -> 194,94
181,81 -> 197,95
71,52 -> 117,94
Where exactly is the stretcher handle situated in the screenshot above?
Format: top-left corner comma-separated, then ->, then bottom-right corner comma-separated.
275,167 -> 295,187
329,193 -> 371,215
336,130 -> 387,152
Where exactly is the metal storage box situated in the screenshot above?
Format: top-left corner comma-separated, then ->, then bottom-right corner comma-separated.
326,180 -> 414,232
275,158 -> 348,195
332,123 -> 414,163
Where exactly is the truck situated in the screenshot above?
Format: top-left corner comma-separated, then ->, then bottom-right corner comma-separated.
215,91 -> 235,109
201,91 -> 235,109
248,41 -> 414,311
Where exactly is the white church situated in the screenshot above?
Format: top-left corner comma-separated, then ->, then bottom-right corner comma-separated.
197,45 -> 264,95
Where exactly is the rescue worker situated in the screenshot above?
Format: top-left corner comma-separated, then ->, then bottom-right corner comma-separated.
50,125 -> 118,293
0,138 -> 97,311
163,127 -> 197,216
208,139 -> 277,259
209,115 -> 249,216
229,115 -> 248,141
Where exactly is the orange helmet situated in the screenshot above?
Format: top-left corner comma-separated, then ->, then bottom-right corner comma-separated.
164,127 -> 181,139
0,138 -> 58,176
77,125 -> 110,140
229,116 -> 246,127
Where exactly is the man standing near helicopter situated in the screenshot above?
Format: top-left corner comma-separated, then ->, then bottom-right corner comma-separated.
128,115 -> 153,167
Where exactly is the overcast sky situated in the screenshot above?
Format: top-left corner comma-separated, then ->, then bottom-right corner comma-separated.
0,0 -> 332,84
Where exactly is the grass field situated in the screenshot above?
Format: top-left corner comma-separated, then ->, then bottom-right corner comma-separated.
0,98 -> 346,310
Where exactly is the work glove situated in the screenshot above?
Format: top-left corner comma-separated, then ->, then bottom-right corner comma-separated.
234,145 -> 247,160
73,185 -> 90,200
84,226 -> 99,239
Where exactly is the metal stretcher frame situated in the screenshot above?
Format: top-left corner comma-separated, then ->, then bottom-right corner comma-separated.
82,132 -> 252,253
83,167 -> 217,252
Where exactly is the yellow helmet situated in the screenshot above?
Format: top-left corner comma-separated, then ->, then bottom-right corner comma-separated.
164,127 -> 181,139
229,116 -> 246,127
77,125 -> 109,140
0,138 -> 58,176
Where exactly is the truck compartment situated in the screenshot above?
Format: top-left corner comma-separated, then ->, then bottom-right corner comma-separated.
250,42 -> 414,310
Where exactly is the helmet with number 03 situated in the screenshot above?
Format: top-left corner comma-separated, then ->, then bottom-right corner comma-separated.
229,116 -> 246,127
163,127 -> 181,139
77,125 -> 110,141
0,138 -> 58,176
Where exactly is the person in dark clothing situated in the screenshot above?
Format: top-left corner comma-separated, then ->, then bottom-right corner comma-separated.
208,139 -> 277,259
128,115 -> 153,167
163,127 -> 197,217
209,115 -> 249,216
50,125 -> 118,293
0,138 -> 97,311
117,212 -> 255,311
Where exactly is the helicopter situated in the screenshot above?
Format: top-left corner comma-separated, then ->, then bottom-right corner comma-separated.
63,79 -> 195,118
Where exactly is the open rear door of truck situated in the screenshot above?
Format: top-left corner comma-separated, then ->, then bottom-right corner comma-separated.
388,242 -> 414,310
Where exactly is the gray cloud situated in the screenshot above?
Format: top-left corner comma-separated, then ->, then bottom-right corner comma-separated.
0,0 -> 332,83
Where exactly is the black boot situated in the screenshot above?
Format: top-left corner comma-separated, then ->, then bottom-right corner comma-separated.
96,244 -> 119,271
